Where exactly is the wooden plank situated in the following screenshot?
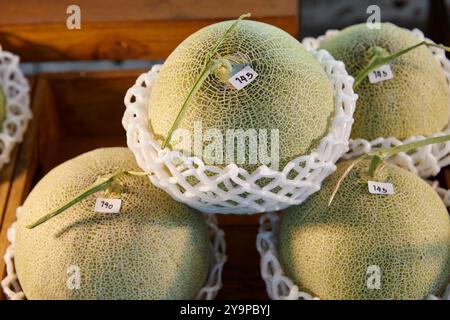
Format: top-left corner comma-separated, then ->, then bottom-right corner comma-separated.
0,147 -> 20,238
34,78 -> 62,173
0,78 -> 38,300
0,78 -> 35,233
45,69 -> 141,137
0,0 -> 297,24
0,16 -> 298,62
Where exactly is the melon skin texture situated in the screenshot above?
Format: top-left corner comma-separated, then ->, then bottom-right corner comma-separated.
319,23 -> 449,141
279,160 -> 450,300
15,147 -> 210,300
148,20 -> 335,172
0,85 -> 6,128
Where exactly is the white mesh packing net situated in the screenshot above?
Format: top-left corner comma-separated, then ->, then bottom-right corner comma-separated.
0,49 -> 31,170
303,28 -> 450,179
1,208 -> 227,300
256,181 -> 450,300
123,48 -> 357,214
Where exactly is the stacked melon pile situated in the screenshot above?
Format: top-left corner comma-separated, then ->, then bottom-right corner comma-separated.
10,16 -> 450,301
12,16 -> 342,300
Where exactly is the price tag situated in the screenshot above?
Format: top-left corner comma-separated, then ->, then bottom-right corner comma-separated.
368,181 -> 394,195
94,198 -> 122,213
368,64 -> 394,84
228,66 -> 258,90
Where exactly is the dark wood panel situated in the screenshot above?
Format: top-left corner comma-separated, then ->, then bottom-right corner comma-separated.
0,0 -> 299,61
0,76 -> 35,228
0,0 -> 297,24
217,215 -> 268,300
0,78 -> 37,299
0,18 -> 298,62
0,147 -> 20,230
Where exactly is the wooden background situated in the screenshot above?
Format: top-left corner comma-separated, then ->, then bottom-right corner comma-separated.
0,0 -> 299,300
0,0 -> 298,62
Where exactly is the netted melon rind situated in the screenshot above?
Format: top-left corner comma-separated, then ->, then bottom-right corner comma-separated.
303,28 -> 450,179
123,46 -> 357,214
257,212 -> 450,300
1,208 -> 226,300
256,174 -> 450,301
148,20 -> 335,172
318,23 -> 449,141
279,161 -> 450,300
9,148 -> 220,300
0,49 -> 31,170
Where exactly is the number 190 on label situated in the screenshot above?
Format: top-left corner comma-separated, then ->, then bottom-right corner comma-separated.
94,198 -> 122,213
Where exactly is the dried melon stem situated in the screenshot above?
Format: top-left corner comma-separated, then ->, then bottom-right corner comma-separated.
161,13 -> 251,149
211,58 -> 233,82
328,134 -> 450,205
94,175 -> 124,197
354,41 -> 450,89
212,54 -> 251,82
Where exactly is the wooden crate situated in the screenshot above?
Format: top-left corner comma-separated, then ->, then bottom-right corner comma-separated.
0,0 -> 299,300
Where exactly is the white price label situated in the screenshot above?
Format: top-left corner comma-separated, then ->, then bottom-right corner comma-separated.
94,198 -> 122,213
228,66 -> 258,90
368,181 -> 394,195
368,64 -> 394,84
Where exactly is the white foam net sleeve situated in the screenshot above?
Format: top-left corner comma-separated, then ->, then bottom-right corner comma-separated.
1,208 -> 227,300
304,28 -> 450,179
196,214 -> 227,300
256,180 -> 450,300
0,49 -> 31,170
122,48 -> 357,214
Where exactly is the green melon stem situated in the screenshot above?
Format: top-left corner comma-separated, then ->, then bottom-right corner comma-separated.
26,170 -> 151,229
353,41 -> 450,89
161,12 -> 251,149
367,134 -> 450,176
329,134 -> 450,206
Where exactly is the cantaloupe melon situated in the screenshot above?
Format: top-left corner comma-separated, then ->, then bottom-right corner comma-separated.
319,23 -> 449,140
148,19 -> 335,172
0,85 -> 6,127
279,160 -> 450,300
14,147 -> 210,300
